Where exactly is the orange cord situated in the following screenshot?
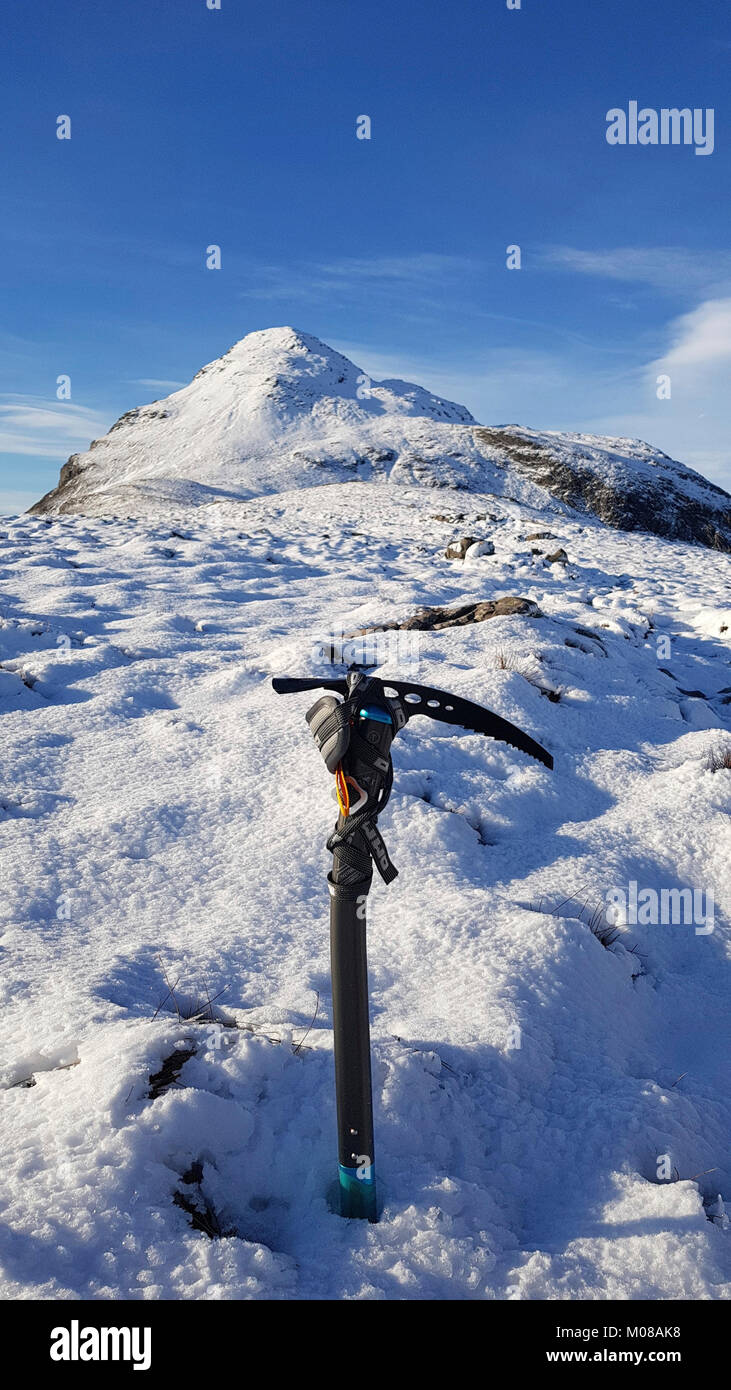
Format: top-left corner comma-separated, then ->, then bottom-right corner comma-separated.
335,762 -> 350,817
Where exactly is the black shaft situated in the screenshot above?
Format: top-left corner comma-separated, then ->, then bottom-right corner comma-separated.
330,891 -> 377,1219
328,744 -> 380,1224
322,695 -> 398,1221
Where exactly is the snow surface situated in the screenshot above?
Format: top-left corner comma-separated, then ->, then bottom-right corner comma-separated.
1,483 -> 730,1300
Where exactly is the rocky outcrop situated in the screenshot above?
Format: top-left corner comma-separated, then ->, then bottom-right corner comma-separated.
350,596 -> 543,635
445,537 -> 495,560
473,427 -> 731,551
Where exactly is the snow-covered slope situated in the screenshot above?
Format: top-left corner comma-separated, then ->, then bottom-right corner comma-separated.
1,485 -> 730,1299
30,328 -> 731,551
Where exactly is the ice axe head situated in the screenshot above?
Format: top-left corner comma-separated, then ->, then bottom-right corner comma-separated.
274,667 -> 553,932
273,671 -> 553,770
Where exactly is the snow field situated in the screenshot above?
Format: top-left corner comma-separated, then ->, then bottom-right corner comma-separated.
1,483 -> 729,1298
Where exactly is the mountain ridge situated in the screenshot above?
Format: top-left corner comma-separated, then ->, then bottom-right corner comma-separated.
30,327 -> 731,550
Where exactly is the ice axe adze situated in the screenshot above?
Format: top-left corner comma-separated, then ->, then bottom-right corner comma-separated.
272,672 -> 553,1221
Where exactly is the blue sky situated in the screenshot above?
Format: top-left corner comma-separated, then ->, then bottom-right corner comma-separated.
1,0 -> 729,513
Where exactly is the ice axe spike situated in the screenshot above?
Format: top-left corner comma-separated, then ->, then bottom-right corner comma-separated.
272,670 -> 553,1222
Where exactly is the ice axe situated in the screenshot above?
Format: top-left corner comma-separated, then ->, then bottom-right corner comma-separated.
272,671 -> 553,1221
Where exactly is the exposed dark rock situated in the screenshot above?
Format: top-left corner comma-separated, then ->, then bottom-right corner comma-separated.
445,535 -> 477,558
351,595 -> 542,635
490,597 -> 542,617
148,1045 -> 195,1099
545,547 -> 569,565
473,426 -> 731,551
30,455 -> 90,514
445,536 -> 495,559
109,408 -> 142,432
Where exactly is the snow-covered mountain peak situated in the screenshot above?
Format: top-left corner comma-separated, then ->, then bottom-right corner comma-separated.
190,325 -> 474,424
193,325 -> 358,400
29,329 -> 731,551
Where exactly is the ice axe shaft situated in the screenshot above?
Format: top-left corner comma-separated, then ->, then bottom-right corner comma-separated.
330,895 -> 377,1221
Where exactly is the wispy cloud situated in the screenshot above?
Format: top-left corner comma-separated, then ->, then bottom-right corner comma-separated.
239,253 -> 475,306
330,338 -> 622,430
129,378 -> 185,390
0,396 -> 109,459
542,246 -> 731,298
315,253 -> 474,282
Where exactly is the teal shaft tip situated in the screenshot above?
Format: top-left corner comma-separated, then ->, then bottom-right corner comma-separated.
338,1164 -> 378,1222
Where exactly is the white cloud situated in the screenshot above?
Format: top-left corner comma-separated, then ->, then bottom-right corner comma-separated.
653,297 -> 731,369
0,396 -> 109,458
567,298 -> 731,490
543,246 -> 731,297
